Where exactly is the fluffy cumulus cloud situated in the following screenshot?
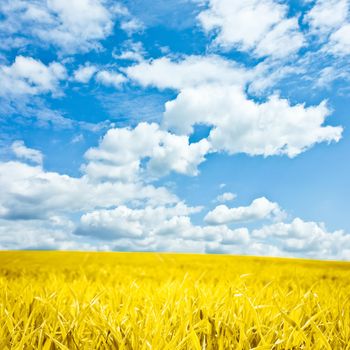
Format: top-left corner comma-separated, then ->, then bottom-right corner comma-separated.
95,70 -> 127,88
216,192 -> 236,203
252,218 -> 350,259
0,216 -> 113,251
205,197 -> 284,225
75,203 -> 202,240
74,205 -> 250,249
120,18 -> 144,35
126,54 -> 302,96
205,215 -> 350,259
126,56 -> 342,158
125,55 -> 250,89
1,146 -> 350,259
114,41 -> 145,62
11,141 -> 43,165
83,122 -> 211,181
0,151 -> 180,248
197,0 -> 304,58
0,56 -> 66,97
73,64 -> 98,83
305,0 -> 350,56
73,200 -> 350,259
305,0 -> 349,34
0,217 -> 73,250
0,159 -> 177,221
328,24 -> 350,56
164,85 -> 342,157
73,65 -> 128,88
0,154 -> 252,250
0,0 -> 117,53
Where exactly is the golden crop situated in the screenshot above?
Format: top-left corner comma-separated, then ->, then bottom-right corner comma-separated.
0,252 -> 349,349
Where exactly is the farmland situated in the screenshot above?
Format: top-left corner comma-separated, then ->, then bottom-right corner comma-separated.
0,251 -> 349,349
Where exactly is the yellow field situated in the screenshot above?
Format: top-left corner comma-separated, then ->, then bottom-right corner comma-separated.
0,252 -> 349,349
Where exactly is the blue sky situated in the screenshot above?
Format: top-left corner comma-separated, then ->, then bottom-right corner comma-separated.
1,0 -> 350,259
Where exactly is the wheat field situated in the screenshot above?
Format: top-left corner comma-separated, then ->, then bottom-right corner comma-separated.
0,252 -> 349,349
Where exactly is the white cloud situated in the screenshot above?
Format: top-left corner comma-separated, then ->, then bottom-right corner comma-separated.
218,226 -> 250,245
77,207 -> 146,240
0,0 -> 116,53
83,122 -> 211,181
73,64 -> 97,83
314,65 -> 350,88
205,197 -> 284,225
0,160 -> 177,221
197,0 -> 304,58
254,18 -> 304,58
328,24 -> 350,56
305,0 -> 349,34
44,0 -> 113,52
95,70 -> 127,89
305,0 -> 350,56
113,41 -> 146,62
124,38 -> 350,100
253,217 -> 326,239
205,217 -> 350,260
247,62 -> 304,95
252,218 -> 350,258
0,161 -> 87,219
74,203 -> 252,250
163,84 -> 342,157
75,203 -> 202,240
0,217 -> 74,250
120,18 -> 144,35
126,56 -> 342,158
0,157 -> 349,260
11,141 -> 43,165
216,192 -> 236,203
125,55 -> 250,90
0,56 -> 66,97
0,216 -> 114,251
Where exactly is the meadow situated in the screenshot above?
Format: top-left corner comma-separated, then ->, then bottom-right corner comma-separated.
0,251 -> 349,349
